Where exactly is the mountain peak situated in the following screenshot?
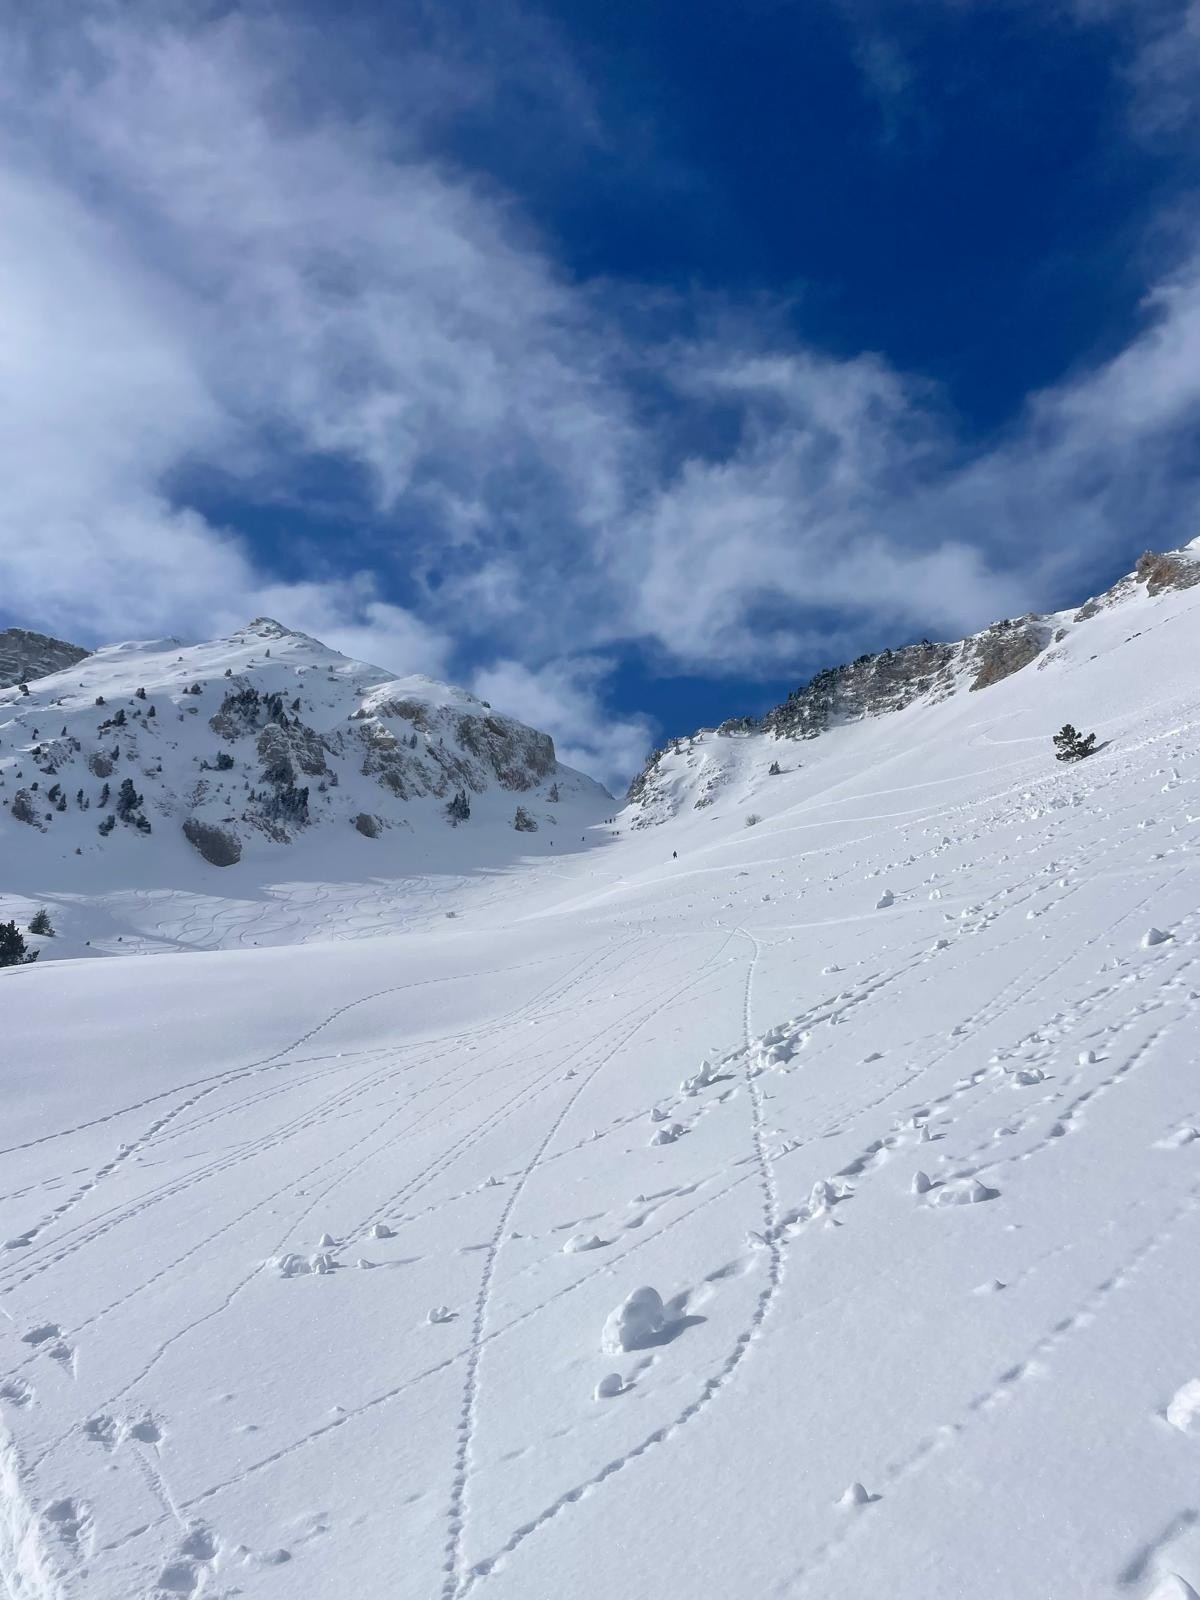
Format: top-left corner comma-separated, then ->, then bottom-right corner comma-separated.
0,619 -> 610,880
238,617 -> 311,643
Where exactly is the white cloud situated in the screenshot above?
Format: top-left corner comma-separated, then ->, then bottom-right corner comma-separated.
2,1 -> 1200,786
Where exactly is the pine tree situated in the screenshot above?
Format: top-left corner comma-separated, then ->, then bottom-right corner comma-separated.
446,790 -> 471,823
116,777 -> 143,819
768,760 -> 782,776
28,908 -> 54,937
1053,724 -> 1098,763
0,921 -> 37,966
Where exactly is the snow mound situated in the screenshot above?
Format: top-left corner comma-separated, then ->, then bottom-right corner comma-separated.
602,1287 -> 665,1353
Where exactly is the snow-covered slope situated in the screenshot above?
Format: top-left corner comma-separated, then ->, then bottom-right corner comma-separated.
3,564 -> 1200,1600
629,537 -> 1200,823
0,620 -> 611,958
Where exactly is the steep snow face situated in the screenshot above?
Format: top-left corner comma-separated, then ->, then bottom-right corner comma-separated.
0,629 -> 88,691
0,620 -> 611,956
2,558 -> 1200,1600
629,540 -> 1200,824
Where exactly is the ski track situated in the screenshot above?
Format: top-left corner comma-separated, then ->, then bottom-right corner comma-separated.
5,659 -> 1200,1600
93,845 -> 1200,1572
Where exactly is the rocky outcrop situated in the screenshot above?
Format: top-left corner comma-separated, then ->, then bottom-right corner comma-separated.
256,720 -> 329,781
1075,543 -> 1200,620
763,639 -> 958,741
0,628 -> 88,690
353,812 -> 380,838
182,818 -> 242,866
355,704 -> 555,800
1134,548 -> 1200,597
965,616 -> 1054,691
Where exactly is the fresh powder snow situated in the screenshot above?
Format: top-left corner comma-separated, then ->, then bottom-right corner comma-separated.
2,560 -> 1200,1598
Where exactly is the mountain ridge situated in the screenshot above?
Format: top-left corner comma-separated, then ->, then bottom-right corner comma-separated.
627,539 -> 1200,817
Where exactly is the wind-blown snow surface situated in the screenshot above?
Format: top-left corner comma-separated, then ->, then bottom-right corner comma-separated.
4,579 -> 1200,1599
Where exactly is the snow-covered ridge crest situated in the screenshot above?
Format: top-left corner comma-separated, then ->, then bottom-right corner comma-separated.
627,538 -> 1200,822
0,619 -> 609,881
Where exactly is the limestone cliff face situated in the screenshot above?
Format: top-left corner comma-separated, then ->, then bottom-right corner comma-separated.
964,617 -> 1056,691
0,628 -> 88,690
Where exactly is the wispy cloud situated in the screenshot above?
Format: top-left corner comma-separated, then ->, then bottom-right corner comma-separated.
2,1 -> 1200,781
471,658 -> 653,793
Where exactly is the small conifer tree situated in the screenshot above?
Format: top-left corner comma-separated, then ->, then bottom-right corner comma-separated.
0,921 -> 37,966
1053,724 -> 1098,763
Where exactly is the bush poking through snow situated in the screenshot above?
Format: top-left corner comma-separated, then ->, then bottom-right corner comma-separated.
28,908 -> 54,937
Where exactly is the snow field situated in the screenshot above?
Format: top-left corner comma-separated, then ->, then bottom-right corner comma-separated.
2,577 -> 1200,1597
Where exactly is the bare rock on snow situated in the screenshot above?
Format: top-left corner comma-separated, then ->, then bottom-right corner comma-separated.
182,818 -> 242,867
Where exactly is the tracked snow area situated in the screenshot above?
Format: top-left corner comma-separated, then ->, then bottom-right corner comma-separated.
2,579 -> 1200,1598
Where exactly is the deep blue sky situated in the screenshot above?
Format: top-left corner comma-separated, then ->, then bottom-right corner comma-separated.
4,0 -> 1200,783
466,0 -> 1162,426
